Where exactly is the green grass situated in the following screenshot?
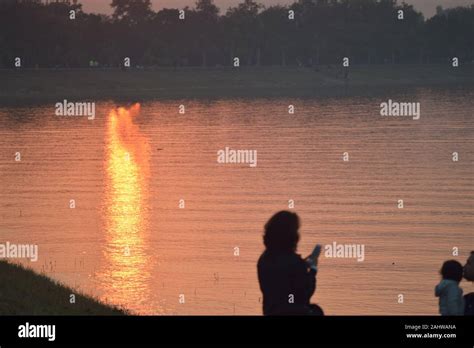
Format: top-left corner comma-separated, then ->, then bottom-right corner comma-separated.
1,64 -> 473,102
0,261 -> 127,315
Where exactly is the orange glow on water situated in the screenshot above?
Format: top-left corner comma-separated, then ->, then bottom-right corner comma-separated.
100,103 -> 152,311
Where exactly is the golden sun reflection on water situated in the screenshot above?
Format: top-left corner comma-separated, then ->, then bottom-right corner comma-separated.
99,103 -> 153,312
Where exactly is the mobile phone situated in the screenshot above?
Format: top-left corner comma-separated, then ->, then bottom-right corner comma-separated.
310,244 -> 322,260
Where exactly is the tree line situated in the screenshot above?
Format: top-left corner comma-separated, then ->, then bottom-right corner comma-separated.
1,0 -> 473,68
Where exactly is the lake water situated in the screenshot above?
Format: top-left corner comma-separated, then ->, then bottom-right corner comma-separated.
0,88 -> 473,315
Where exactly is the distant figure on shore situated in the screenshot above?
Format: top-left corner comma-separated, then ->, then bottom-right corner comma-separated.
435,260 -> 465,316
257,211 -> 323,315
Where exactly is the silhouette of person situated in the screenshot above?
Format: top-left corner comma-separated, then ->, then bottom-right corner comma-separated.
257,211 -> 324,315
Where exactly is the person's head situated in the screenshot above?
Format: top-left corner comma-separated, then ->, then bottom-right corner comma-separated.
463,251 -> 474,282
263,211 -> 300,253
440,260 -> 463,283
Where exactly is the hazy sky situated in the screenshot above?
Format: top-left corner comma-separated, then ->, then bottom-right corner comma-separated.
79,0 -> 474,19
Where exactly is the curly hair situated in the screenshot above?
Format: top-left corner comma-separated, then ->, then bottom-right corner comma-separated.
263,211 -> 300,253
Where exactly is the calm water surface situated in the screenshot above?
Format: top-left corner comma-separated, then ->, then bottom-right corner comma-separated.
0,88 -> 473,315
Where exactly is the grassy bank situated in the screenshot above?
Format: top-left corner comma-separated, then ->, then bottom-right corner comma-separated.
0,261 -> 127,315
1,64 -> 473,102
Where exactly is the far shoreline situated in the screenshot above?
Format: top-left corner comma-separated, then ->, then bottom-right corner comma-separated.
1,64 -> 473,104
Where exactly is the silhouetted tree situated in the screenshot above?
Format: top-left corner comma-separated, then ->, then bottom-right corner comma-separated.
111,0 -> 153,24
0,0 -> 473,68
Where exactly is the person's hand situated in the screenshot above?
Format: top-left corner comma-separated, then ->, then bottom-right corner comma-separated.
305,255 -> 318,269
306,244 -> 321,271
